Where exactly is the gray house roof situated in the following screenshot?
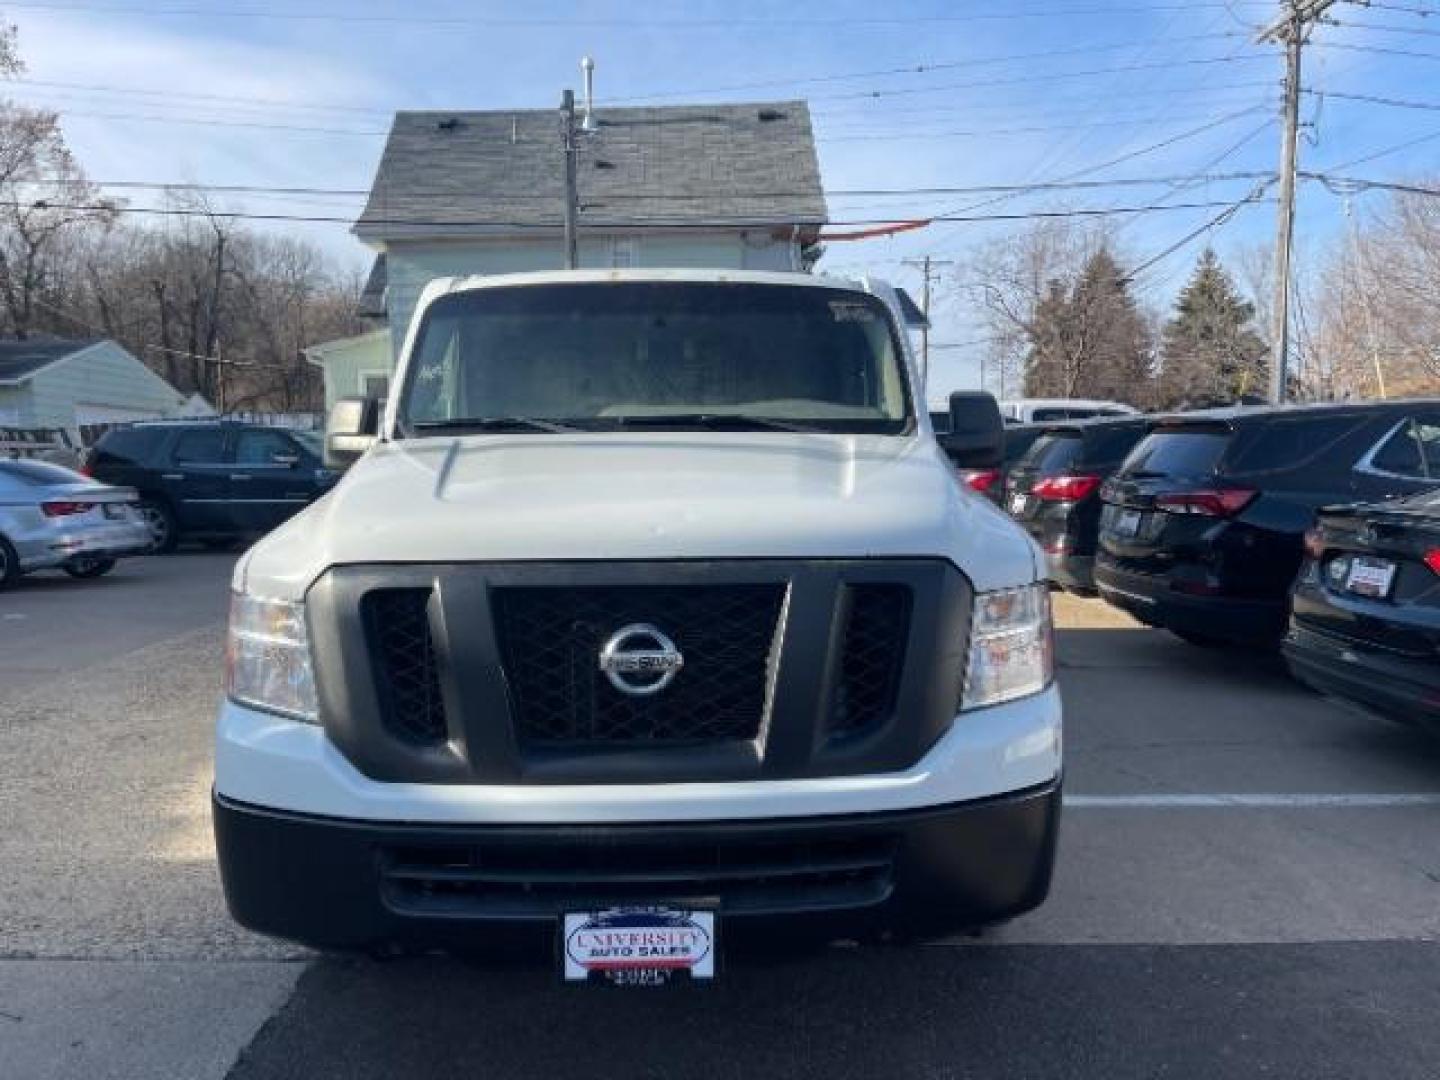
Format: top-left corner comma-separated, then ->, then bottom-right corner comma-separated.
355,101 -> 826,241
358,254 -> 387,318
0,338 -> 101,385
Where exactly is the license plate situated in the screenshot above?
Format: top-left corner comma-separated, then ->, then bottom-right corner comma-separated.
1344,555 -> 1396,598
1009,493 -> 1028,514
103,504 -> 128,520
1113,509 -> 1143,537
562,906 -> 716,986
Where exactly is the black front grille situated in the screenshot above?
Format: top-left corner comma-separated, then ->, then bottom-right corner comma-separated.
494,585 -> 786,747
829,584 -> 912,739
379,835 -> 896,918
362,589 -> 447,744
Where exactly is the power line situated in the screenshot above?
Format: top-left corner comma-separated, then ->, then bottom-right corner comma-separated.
1314,40 -> 1440,61
1332,17 -> 1440,36
0,171 -> 1275,203
0,1 -> 1277,27
926,103 -> 1271,225
1314,126 -> 1440,170
808,54 -> 1270,104
1305,173 -> 1440,197
15,107 -> 385,136
1304,87 -> 1440,110
1123,179 -> 1276,281
0,196 -> 1268,230
819,109 -> 1277,143
1357,1 -> 1440,13
598,32 -> 1251,104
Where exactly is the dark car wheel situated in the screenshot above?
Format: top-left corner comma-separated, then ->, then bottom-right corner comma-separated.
0,534 -> 19,590
63,557 -> 117,579
136,499 -> 179,554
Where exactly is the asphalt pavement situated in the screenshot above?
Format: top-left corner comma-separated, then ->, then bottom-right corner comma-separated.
2,555 -> 1438,1079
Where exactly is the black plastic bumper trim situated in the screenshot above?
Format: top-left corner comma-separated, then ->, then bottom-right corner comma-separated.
213,781 -> 1061,953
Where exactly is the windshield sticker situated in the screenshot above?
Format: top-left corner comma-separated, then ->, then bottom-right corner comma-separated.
829,301 -> 875,323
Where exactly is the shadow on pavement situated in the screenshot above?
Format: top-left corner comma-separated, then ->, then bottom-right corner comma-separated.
228,941 -> 1440,1080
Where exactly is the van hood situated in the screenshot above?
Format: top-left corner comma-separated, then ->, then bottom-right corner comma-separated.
237,433 -> 1038,600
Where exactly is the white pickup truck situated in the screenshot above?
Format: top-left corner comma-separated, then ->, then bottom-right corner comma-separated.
214,269 -> 1060,982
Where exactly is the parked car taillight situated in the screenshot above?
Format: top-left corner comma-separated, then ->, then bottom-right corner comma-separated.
1032,474 -> 1102,502
1154,488 -> 1257,518
961,468 -> 1001,494
40,500 -> 96,517
1424,549 -> 1440,576
1303,527 -> 1326,560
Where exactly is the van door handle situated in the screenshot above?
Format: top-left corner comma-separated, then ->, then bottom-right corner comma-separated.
161,473 -> 183,481
230,474 -> 252,481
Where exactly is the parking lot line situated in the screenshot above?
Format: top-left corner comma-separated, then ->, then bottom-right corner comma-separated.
1065,793 -> 1440,808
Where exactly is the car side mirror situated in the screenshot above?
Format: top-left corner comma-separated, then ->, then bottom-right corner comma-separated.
942,390 -> 1004,469
325,396 -> 380,469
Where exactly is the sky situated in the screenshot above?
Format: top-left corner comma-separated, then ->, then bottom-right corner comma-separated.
5,0 -> 1439,400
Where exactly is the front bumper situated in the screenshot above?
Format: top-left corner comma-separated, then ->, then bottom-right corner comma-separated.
1094,558 -> 1287,643
1284,622 -> 1440,733
214,782 -> 1060,951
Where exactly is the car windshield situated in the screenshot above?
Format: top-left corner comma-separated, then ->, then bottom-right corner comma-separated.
396,282 -> 912,436
0,460 -> 89,486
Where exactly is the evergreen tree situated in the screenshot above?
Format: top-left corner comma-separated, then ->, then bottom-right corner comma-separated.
1158,249 -> 1268,408
1022,247 -> 1152,403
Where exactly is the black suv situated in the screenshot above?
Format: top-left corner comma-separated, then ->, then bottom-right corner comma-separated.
1094,401 -> 1440,647
934,419 -> 1047,505
1285,489 -> 1440,735
1005,416 -> 1150,593
86,421 -> 336,552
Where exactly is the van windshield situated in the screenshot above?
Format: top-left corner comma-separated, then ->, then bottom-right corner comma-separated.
396,282 -> 912,436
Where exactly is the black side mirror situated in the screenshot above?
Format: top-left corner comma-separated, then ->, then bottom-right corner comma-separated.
942,391 -> 1004,469
325,396 -> 380,469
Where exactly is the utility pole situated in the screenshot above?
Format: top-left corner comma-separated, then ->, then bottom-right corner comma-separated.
560,88 -> 579,270
1258,0 -> 1337,403
901,255 -> 953,389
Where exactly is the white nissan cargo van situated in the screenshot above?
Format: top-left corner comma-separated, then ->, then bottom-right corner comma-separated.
214,269 -> 1061,983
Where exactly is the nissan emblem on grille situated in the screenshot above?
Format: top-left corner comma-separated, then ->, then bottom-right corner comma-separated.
598,623 -> 685,696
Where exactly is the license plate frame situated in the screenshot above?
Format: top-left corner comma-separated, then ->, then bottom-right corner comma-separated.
562,905 -> 717,987
103,504 -> 127,521
1344,555 -> 1396,599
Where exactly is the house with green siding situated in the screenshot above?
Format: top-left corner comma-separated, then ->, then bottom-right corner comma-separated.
0,338 -> 191,441
307,100 -> 827,407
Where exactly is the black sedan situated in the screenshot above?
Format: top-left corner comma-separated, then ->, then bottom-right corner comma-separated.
1285,488 -> 1440,736
1004,417 -> 1150,593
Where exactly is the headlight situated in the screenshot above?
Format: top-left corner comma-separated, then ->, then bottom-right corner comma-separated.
962,583 -> 1053,710
225,592 -> 319,722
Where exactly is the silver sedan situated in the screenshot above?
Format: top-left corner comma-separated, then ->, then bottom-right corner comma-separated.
0,459 -> 152,588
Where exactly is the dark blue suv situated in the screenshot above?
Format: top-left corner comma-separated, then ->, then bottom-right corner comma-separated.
85,421 -> 336,552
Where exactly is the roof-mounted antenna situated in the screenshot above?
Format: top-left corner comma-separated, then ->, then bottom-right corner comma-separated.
580,56 -> 598,133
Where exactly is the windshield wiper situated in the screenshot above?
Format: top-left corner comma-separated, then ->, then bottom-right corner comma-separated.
608,413 -> 820,433
411,417 -> 581,434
